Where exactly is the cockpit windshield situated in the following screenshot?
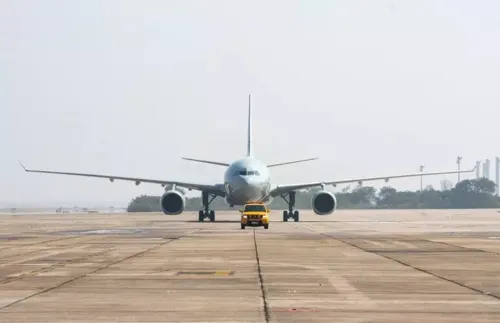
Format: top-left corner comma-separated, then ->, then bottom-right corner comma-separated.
244,204 -> 267,212
234,169 -> 260,176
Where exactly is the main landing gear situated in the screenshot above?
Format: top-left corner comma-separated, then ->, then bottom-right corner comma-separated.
281,191 -> 299,222
198,192 -> 217,222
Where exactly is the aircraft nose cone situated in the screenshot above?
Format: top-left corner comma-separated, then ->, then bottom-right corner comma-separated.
240,176 -> 258,186
227,175 -> 265,203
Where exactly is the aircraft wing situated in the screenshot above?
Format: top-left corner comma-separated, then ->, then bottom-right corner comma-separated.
18,162 -> 225,196
270,167 -> 476,197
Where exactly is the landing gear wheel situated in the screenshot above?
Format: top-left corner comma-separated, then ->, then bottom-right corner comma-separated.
264,223 -> 269,229
280,191 -> 297,223
199,191 -> 217,223
241,223 -> 246,230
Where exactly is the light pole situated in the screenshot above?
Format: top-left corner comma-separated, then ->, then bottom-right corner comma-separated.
420,165 -> 425,191
456,156 -> 462,183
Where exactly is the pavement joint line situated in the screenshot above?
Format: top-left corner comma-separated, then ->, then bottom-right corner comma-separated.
295,223 -> 500,302
0,248 -> 115,285
416,237 -> 500,256
0,235 -> 93,261
0,228 -> 203,311
253,228 -> 270,323
17,235 -> 91,247
0,234 -> 107,261
0,235 -> 109,270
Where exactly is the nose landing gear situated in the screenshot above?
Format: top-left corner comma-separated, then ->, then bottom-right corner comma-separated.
198,192 -> 217,222
281,191 -> 299,222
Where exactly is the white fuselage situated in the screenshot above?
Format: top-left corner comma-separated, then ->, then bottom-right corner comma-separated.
223,157 -> 272,205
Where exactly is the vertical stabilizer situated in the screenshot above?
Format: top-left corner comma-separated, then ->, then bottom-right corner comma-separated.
247,94 -> 253,157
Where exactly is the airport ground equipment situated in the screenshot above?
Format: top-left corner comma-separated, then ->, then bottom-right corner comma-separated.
240,202 -> 270,229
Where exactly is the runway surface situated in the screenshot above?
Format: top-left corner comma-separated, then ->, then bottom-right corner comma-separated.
1,209 -> 500,322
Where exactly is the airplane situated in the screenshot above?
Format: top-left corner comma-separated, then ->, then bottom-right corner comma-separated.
19,95 -> 475,222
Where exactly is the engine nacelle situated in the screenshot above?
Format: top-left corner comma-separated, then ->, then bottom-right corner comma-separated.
312,190 -> 337,215
160,190 -> 185,215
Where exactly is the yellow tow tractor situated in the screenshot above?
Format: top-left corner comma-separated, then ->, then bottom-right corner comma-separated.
239,203 -> 270,230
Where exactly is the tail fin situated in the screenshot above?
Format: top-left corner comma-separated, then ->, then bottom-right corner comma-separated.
247,94 -> 253,157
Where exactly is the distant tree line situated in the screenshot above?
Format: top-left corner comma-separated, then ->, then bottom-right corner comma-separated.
127,178 -> 500,212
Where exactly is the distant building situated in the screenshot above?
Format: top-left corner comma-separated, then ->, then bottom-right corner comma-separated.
440,179 -> 453,190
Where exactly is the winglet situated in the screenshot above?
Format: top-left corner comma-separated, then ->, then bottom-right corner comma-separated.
18,160 -> 28,171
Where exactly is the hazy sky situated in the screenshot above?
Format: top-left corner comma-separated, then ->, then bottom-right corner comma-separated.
1,0 -> 499,207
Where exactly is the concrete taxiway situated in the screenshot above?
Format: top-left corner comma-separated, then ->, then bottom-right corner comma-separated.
1,209 -> 500,322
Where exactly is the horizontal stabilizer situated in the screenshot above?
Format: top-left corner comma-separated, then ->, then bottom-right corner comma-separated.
181,157 -> 230,167
267,157 -> 319,168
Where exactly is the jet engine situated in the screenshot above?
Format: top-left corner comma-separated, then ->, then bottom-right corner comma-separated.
160,190 -> 185,215
312,191 -> 337,215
